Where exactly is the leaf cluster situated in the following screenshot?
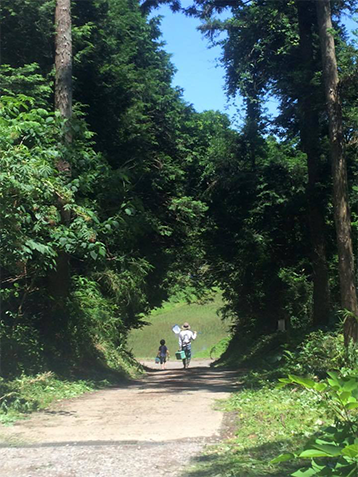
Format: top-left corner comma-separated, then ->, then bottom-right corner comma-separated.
274,372 -> 358,476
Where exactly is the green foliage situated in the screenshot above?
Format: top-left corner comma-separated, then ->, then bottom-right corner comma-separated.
282,330 -> 358,378
217,327 -> 357,390
0,372 -> 94,424
0,366 -> 141,425
278,267 -> 313,330
275,372 -> 358,476
0,98 -> 105,278
202,133 -> 311,334
186,385 -> 330,477
0,94 -> 104,271
210,336 -> 231,360
65,275 -> 145,373
0,64 -> 52,105
67,276 -> 125,362
0,92 -> 129,373
0,317 -> 44,376
0,0 -> 218,376
0,0 -> 55,71
68,0 -> 213,313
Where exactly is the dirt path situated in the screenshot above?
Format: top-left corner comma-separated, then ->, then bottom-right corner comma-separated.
0,359 -> 237,477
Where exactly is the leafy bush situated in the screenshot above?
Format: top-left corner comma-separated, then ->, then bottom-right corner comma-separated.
274,372 -> 358,476
283,330 -> 356,378
67,276 -> 125,363
0,315 -> 44,376
278,267 -> 313,330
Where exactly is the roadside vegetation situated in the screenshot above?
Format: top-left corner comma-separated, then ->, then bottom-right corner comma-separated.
186,328 -> 358,477
0,354 -> 142,425
188,385 -> 330,476
0,372 -> 97,425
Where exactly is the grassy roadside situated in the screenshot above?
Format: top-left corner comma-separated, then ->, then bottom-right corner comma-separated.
0,356 -> 143,425
0,372 -> 98,425
182,327 -> 358,477
185,384 -> 331,476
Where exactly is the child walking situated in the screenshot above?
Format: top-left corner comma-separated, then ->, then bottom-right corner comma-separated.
157,339 -> 170,370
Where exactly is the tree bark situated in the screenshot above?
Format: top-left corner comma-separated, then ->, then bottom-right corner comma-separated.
316,0 -> 358,343
297,0 -> 330,327
55,0 -> 72,123
48,0 -> 72,304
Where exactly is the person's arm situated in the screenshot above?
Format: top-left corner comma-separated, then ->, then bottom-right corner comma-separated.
192,331 -> 197,340
178,333 -> 183,349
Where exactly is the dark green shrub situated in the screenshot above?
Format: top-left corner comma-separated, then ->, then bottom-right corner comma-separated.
283,330 -> 356,378
0,315 -> 45,376
274,372 -> 358,476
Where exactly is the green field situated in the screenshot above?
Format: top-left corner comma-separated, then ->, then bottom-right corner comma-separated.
127,293 -> 232,360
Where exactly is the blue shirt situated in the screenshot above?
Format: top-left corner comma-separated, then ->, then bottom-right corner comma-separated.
159,345 -> 167,357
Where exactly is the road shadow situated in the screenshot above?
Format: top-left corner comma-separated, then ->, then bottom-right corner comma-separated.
120,364 -> 240,395
180,439 -> 303,477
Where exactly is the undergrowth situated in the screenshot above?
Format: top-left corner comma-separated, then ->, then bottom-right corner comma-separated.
187,327 -> 358,477
0,353 -> 142,424
0,372 -> 95,425
0,345 -> 143,425
216,327 -> 358,384
187,385 -> 330,476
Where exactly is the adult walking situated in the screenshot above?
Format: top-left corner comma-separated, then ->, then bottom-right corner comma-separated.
179,322 -> 197,369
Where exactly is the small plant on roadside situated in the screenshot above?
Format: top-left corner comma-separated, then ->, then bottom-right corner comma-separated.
273,371 -> 358,476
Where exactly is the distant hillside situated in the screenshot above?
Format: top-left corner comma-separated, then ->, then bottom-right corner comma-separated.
127,293 -> 232,360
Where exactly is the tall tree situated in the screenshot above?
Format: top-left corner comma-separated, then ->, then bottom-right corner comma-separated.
197,0 -> 332,327
55,0 -> 72,125
316,0 -> 358,344
296,0 -> 330,326
48,0 -> 73,305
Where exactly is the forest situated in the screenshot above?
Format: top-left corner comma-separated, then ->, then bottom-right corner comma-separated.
2,0 -> 358,368
1,0 -> 358,474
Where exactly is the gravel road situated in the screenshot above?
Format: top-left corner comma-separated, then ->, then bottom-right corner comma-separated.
0,360 -> 237,477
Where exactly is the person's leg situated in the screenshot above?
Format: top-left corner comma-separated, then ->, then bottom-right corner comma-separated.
182,346 -> 191,369
160,356 -> 164,370
182,348 -> 187,368
185,345 -> 192,368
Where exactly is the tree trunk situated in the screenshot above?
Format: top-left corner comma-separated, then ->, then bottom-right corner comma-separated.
316,0 -> 358,344
55,0 -> 72,123
245,96 -> 260,171
297,0 -> 330,326
48,0 -> 72,305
